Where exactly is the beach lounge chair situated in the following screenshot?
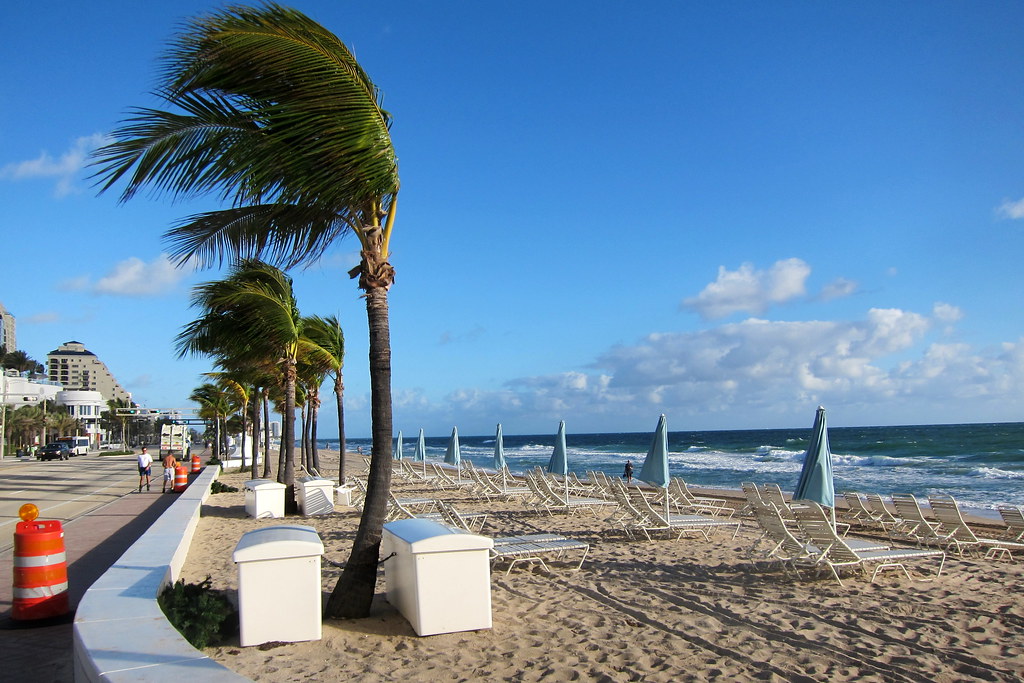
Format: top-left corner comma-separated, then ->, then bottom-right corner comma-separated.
842,492 -> 881,525
927,494 -> 1024,560
525,471 -> 616,517
890,493 -> 943,540
669,477 -> 735,517
794,503 -> 945,586
612,480 -> 742,541
864,493 -> 902,532
435,500 -> 589,574
748,503 -> 822,576
997,505 -> 1024,542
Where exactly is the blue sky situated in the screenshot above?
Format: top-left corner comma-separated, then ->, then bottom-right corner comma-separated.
3,1 -> 1024,438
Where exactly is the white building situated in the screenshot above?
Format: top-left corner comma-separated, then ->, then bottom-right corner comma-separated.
56,389 -> 107,447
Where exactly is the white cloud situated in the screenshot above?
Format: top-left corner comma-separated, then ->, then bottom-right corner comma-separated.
388,301 -> 1024,433
819,277 -> 858,301
1,134 -> 108,197
932,302 -> 963,324
59,254 -> 192,297
682,258 -> 811,319
24,312 -> 60,324
996,197 -> 1024,220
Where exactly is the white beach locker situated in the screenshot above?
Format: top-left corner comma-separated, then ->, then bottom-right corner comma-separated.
381,518 -> 494,636
335,484 -> 354,507
243,479 -> 286,518
233,525 -> 325,647
297,476 -> 336,516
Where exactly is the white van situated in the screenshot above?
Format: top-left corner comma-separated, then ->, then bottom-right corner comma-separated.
56,436 -> 90,456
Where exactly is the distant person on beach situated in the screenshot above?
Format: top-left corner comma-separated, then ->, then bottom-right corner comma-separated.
162,452 -> 177,493
623,460 -> 634,483
137,446 -> 153,492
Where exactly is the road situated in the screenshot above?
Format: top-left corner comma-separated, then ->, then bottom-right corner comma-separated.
0,451 -> 147,553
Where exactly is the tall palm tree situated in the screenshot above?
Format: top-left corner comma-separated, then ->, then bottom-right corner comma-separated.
91,4 -> 399,618
303,315 -> 347,483
189,384 -> 230,460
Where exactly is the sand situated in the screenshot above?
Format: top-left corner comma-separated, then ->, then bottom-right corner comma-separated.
179,450 -> 1024,682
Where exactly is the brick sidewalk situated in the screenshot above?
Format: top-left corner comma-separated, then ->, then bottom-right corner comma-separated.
0,489 -> 178,682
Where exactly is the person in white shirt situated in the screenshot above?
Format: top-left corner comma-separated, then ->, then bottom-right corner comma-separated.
137,446 -> 153,492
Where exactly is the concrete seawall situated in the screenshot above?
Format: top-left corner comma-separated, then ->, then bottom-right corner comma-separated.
72,465 -> 250,682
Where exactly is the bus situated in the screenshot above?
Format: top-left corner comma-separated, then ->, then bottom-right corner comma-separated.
56,436 -> 91,457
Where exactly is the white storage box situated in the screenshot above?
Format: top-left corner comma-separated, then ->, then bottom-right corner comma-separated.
233,525 -> 325,646
297,476 -> 336,516
244,479 -> 286,518
335,485 -> 354,507
381,518 -> 494,636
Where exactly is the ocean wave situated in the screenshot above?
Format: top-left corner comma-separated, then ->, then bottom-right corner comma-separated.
974,467 -> 1024,480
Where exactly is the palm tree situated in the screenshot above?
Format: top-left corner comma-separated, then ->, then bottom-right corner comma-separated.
91,4 -> 399,618
178,260 -> 329,512
189,384 -> 230,460
91,0 -> 399,618
303,315 -> 348,484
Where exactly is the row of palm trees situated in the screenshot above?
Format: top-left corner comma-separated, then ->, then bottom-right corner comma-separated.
92,3 -> 398,619
4,401 -> 81,451
178,260 -> 348,506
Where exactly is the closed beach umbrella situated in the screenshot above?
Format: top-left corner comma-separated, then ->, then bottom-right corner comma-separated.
547,420 -> 569,503
445,426 -> 461,481
393,430 -> 403,460
493,423 -> 507,491
639,414 -> 671,520
415,428 -> 427,475
793,406 -> 836,523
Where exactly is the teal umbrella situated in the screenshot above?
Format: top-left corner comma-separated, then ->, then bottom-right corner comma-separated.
493,423 -> 507,491
547,420 -> 569,503
393,430 -> 403,460
638,414 -> 671,520
414,428 -> 427,475
793,406 -> 836,524
445,426 -> 461,482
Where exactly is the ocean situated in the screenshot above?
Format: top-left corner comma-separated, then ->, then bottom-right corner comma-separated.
324,422 -> 1024,513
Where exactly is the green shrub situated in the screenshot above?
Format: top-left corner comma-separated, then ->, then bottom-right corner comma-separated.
211,480 -> 239,494
158,577 -> 236,649
207,455 -> 222,466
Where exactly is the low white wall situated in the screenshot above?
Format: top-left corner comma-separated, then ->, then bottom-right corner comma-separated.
72,465 -> 250,682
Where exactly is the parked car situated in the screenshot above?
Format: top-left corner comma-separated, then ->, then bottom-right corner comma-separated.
38,442 -> 71,461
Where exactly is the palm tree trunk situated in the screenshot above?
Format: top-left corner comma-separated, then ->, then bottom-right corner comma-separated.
262,391 -> 272,478
240,401 -> 248,470
326,286 -> 393,619
311,392 -> 320,473
251,389 -> 260,479
335,374 -> 346,484
282,359 -> 298,514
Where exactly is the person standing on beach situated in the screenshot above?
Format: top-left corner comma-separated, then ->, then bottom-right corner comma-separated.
162,452 -> 177,493
137,446 -> 153,492
623,460 -> 634,483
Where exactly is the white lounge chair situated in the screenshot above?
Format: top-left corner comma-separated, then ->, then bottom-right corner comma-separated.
928,494 -> 1024,560
795,503 -> 945,586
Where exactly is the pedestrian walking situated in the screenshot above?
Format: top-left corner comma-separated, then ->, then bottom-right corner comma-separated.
137,446 -> 153,492
162,452 -> 177,493
623,460 -> 634,484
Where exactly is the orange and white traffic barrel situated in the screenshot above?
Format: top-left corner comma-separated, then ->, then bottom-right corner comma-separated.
12,504 -> 69,620
173,464 -> 188,492
191,453 -> 201,473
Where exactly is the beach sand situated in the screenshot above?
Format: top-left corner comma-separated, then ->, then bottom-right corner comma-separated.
179,450 -> 1024,681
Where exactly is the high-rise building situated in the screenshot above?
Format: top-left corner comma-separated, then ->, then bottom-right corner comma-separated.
47,341 -> 131,405
0,301 -> 15,352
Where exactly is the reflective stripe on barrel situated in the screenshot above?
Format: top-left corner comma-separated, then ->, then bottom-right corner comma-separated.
191,454 -> 201,473
13,519 -> 69,620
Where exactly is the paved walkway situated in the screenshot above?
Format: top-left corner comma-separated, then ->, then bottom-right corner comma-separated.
0,488 -> 178,682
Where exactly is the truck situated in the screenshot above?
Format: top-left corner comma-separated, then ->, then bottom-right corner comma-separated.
160,424 -> 192,461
